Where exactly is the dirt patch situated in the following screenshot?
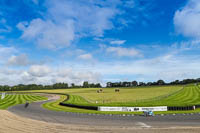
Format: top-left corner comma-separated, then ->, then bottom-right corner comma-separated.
0,110 -> 200,133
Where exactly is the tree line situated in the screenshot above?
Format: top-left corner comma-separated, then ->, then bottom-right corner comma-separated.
0,78 -> 199,91
106,78 -> 200,87
0,82 -> 101,91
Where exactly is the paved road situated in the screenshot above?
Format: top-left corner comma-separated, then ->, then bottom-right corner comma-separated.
8,101 -> 200,128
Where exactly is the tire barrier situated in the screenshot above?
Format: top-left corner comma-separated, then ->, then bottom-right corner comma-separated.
195,105 -> 200,109
59,102 -> 98,110
167,106 -> 195,111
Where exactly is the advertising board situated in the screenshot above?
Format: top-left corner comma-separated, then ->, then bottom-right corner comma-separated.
98,106 -> 167,112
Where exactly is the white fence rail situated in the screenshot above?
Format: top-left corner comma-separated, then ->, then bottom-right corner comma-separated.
98,106 -> 167,112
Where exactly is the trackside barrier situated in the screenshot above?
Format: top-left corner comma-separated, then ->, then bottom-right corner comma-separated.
167,106 -> 195,111
59,102 -> 98,110
98,106 -> 168,112
195,105 -> 200,109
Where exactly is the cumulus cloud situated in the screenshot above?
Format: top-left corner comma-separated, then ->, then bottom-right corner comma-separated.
17,0 -> 134,49
90,52 -> 200,82
28,65 -> 51,77
17,19 -> 74,49
21,71 -> 35,83
52,70 -> 102,85
62,49 -> 85,58
110,40 -> 126,45
0,65 -> 102,85
0,45 -> 17,56
106,47 -> 142,57
1,44 -> 200,85
78,53 -> 93,60
7,54 -> 30,66
46,0 -> 121,36
174,0 -> 200,38
0,45 -> 17,64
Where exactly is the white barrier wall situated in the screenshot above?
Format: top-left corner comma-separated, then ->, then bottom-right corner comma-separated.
98,106 -> 167,112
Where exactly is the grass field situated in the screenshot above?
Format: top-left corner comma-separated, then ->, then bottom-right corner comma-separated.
0,93 -> 47,109
42,90 -> 200,115
61,84 -> 200,107
21,85 -> 183,103
7,84 -> 200,114
135,84 -> 200,107
42,95 -> 143,115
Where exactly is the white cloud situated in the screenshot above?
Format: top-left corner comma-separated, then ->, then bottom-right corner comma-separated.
0,65 -> 102,85
18,19 -> 74,49
46,0 -> 121,37
106,47 -> 142,57
1,43 -> 200,85
0,45 -> 17,56
78,53 -> 93,60
52,69 -> 102,85
110,40 -> 126,45
62,49 -> 85,58
0,66 -> 102,85
7,54 -> 30,66
28,65 -> 51,77
174,0 -> 200,38
0,45 -> 17,64
17,0 -> 134,49
21,71 -> 35,83
89,53 -> 200,82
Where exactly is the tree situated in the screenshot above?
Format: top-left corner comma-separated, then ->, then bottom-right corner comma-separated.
71,83 -> 75,88
95,83 -> 102,88
132,81 -> 138,86
157,80 -> 165,85
139,82 -> 145,86
83,81 -> 89,88
147,82 -> 152,86
106,82 -> 112,87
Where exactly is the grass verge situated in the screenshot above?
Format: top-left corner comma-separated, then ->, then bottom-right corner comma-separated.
0,94 -> 47,109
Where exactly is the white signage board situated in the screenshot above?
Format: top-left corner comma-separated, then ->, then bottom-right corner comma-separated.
98,107 -> 123,111
98,106 -> 167,112
1,93 -> 6,100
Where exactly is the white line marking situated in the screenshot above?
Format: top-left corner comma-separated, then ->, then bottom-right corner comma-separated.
136,122 -> 152,128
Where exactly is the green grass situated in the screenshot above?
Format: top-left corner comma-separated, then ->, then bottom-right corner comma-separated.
9,84 -> 200,114
62,84 -> 200,107
0,94 -> 47,109
42,93 -> 200,115
42,95 -> 142,115
16,85 -> 183,104
135,84 -> 200,107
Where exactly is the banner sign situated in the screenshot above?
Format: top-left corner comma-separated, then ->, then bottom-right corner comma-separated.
1,93 -> 6,100
98,106 -> 167,112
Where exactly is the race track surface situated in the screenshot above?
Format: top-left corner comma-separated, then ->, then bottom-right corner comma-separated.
8,100 -> 200,128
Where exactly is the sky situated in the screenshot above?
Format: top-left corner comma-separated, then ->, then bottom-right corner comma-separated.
0,0 -> 200,86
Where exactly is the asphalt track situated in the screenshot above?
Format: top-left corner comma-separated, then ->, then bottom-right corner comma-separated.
7,100 -> 200,128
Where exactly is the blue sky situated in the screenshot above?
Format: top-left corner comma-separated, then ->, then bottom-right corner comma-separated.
0,0 -> 200,86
